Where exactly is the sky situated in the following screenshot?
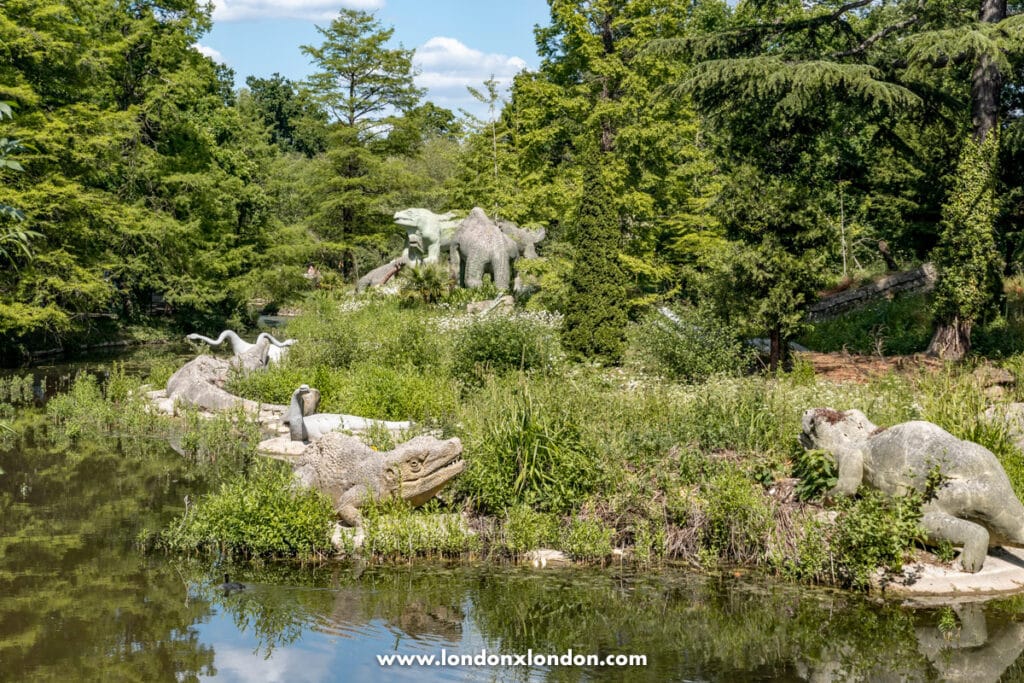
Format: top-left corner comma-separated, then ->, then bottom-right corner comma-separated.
195,0 -> 553,118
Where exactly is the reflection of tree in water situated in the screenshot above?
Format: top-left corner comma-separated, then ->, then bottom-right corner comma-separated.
0,432 -> 216,680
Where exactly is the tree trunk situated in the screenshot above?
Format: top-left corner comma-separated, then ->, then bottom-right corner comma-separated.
927,0 -> 1005,359
972,0 -> 1006,143
769,326 -> 781,373
927,316 -> 972,360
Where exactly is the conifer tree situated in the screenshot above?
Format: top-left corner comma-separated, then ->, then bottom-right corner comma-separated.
560,145 -> 628,363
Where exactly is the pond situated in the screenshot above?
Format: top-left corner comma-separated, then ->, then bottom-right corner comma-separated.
3,359 -> 1024,681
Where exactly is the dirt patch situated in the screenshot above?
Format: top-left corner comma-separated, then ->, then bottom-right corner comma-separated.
800,351 -> 945,384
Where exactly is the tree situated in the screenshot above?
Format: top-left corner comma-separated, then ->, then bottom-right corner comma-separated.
672,0 -> 1024,360
244,73 -> 328,157
300,9 -> 423,135
561,145 -> 629,363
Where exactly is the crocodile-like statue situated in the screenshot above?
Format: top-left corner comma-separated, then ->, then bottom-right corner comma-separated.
186,330 -> 296,366
800,407 -> 1024,572
165,356 -> 266,413
287,385 -> 411,442
293,431 -> 464,526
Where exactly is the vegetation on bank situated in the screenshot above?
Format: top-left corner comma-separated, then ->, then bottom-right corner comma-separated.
18,291 -> 1024,590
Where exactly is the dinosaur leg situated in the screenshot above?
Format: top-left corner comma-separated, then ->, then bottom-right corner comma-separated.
336,486 -> 367,527
827,447 -> 864,498
922,511 -> 990,573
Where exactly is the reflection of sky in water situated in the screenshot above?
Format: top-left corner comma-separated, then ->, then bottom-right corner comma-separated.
196,594 -> 546,682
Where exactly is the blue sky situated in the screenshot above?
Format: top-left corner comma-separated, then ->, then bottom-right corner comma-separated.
195,0 -> 552,117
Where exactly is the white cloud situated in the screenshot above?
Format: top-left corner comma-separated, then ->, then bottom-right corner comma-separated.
211,0 -> 384,22
192,43 -> 226,63
413,37 -> 529,117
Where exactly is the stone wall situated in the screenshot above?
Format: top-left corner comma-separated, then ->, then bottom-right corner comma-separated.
808,263 -> 937,321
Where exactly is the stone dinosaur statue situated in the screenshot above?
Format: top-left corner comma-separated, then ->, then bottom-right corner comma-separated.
293,431 -> 464,526
186,330 -> 296,366
165,356 -> 266,413
355,208 -> 461,292
395,207 -> 461,264
450,207 -> 519,290
497,220 -> 545,259
287,385 -> 412,442
800,407 -> 1024,572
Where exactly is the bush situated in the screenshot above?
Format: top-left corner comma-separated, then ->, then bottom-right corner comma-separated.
629,305 -> 752,382
696,469 -> 774,563
559,516 -> 615,560
159,460 -> 335,559
792,449 -> 837,501
502,505 -> 560,553
452,315 -> 560,387
830,489 -> 923,588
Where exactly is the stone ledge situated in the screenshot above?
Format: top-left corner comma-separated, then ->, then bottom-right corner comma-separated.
879,547 -> 1024,599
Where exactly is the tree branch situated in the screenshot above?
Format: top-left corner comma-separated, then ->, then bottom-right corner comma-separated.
832,15 -> 920,58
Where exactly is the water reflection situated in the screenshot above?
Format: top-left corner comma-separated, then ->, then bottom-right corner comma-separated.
5,409 -> 1024,681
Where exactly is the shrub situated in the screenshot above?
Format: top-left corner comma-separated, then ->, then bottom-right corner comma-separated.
830,489 -> 923,588
629,305 -> 753,382
452,315 -> 560,387
792,449 -> 838,501
559,516 -> 615,560
363,499 -> 479,557
502,505 -> 560,553
159,460 -> 335,559
696,469 -> 774,563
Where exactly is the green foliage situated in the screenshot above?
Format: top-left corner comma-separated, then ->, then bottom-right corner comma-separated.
560,152 -> 629,363
459,381 -> 602,515
629,305 -> 752,381
362,500 -> 479,558
800,293 -> 934,355
451,315 -> 561,387
792,449 -> 838,502
159,460 -> 335,559
559,516 -> 615,561
399,263 -> 448,306
930,134 -> 1003,351
501,505 -> 560,553
830,489 -> 923,589
696,469 -> 774,563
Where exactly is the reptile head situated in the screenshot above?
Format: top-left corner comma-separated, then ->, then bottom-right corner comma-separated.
394,208 -> 428,229
381,436 -> 464,506
800,408 -> 876,450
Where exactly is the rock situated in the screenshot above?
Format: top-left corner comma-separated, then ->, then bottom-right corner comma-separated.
971,365 -> 1016,389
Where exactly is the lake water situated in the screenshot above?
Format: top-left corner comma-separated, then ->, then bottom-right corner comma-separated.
3,357 -> 1024,681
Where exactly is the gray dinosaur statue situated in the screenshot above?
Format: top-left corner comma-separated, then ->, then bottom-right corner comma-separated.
165,356 -> 266,413
498,220 -> 545,259
800,407 -> 1024,572
450,207 -> 519,290
355,208 -> 462,292
293,431 -> 464,526
186,330 -> 295,366
287,385 -> 412,442
395,207 -> 461,264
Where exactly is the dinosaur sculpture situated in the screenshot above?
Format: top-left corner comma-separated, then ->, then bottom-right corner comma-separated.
800,407 -> 1024,572
186,330 -> 296,365
293,431 -> 464,525
287,385 -> 412,442
450,208 -> 518,290
165,356 -> 266,413
497,220 -> 545,259
394,208 -> 461,264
